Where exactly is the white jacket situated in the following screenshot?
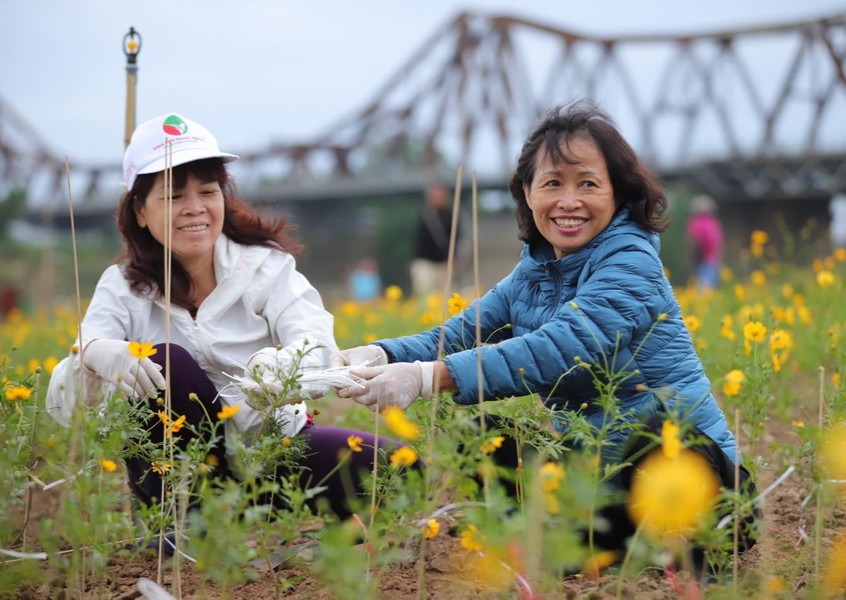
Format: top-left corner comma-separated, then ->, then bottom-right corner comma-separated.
46,235 -> 338,460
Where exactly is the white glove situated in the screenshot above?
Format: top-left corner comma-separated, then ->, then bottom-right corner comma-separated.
245,346 -> 329,399
329,345 -> 388,369
337,361 -> 434,412
81,339 -> 166,398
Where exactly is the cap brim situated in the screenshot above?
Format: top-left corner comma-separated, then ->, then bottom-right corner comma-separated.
136,148 -> 239,177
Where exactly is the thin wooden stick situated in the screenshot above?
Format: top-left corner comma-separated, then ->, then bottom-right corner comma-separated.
434,166 -> 464,384
814,366 -> 825,581
733,408 -> 740,591
419,165 -> 463,600
470,172 -> 489,502
61,156 -> 90,594
368,408 -> 380,578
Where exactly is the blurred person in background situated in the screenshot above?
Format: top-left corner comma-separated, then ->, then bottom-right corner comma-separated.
829,193 -> 846,249
332,100 -> 758,565
409,180 -> 461,296
686,193 -> 723,290
348,257 -> 382,302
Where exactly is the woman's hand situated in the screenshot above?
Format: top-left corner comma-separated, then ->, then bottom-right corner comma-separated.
337,361 -> 432,411
245,346 -> 329,399
329,345 -> 388,369
81,339 -> 165,398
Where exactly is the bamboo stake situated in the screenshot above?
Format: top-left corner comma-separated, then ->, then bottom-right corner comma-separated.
814,366 -> 825,582
62,155 -> 89,594
418,165 -> 464,600
470,172 -> 489,503
368,407 -> 380,578
733,408 -> 740,592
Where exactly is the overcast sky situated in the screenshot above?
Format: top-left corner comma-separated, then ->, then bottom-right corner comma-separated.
2,0 -> 844,168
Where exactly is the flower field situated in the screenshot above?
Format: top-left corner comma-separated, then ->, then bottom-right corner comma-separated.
2,230 -> 846,599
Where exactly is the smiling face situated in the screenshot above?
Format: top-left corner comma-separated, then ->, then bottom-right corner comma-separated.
523,136 -> 617,259
135,171 -> 225,272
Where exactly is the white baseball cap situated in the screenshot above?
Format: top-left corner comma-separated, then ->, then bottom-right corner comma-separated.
123,113 -> 239,189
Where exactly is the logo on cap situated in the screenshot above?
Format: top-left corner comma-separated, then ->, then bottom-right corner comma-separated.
162,115 -> 188,136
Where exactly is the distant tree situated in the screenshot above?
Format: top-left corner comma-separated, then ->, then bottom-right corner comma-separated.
0,188 -> 26,240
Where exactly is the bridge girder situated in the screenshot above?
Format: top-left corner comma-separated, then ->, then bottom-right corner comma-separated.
2,11 -> 845,211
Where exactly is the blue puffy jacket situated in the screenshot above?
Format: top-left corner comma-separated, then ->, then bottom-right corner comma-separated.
377,209 -> 739,464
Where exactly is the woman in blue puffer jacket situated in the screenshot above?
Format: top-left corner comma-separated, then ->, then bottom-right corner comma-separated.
334,100 -> 758,555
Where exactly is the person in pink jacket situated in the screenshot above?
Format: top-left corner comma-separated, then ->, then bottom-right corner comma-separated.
686,194 -> 723,290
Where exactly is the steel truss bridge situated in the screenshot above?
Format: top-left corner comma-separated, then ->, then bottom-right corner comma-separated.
2,10 -> 845,219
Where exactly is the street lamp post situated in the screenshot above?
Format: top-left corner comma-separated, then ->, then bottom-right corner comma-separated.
123,27 -> 142,151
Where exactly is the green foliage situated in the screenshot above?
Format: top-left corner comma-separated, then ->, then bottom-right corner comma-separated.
3,231 -> 846,597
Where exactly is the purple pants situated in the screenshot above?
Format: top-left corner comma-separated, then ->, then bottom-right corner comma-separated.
125,343 -> 411,520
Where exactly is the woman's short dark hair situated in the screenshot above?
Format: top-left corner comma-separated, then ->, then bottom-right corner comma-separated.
116,158 -> 301,312
509,100 -> 669,245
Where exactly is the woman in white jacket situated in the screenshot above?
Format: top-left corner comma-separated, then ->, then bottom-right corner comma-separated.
46,112 -> 403,519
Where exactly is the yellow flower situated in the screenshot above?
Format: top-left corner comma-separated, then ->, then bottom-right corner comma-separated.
812,258 -> 824,273
751,230 -> 769,246
769,329 -> 793,352
128,341 -> 157,359
582,551 -> 618,579
151,461 -> 171,475
217,405 -> 240,420
339,301 -> 359,316
683,315 -> 701,334
821,532 -> 846,595
389,446 -> 418,467
538,461 -> 566,493
167,414 -> 186,435
791,419 -> 805,429
205,453 -> 220,467
44,356 -> 59,375
447,292 -> 469,316
834,372 -> 842,388
4,385 -> 32,401
734,284 -> 746,302
819,423 -> 846,481
743,321 -> 767,343
385,285 -> 403,302
817,270 -> 835,288
282,437 -> 292,447
422,519 -> 440,539
781,283 -> 794,298
156,410 -> 170,426
661,420 -> 681,459
628,449 -> 720,540
347,434 -> 363,452
771,352 -> 782,373
480,435 -> 505,455
460,524 -> 484,553
99,459 -> 118,473
382,406 -> 420,440
835,248 -> 846,262
751,243 -> 765,258
750,270 -> 767,287
719,315 -> 736,341
722,369 -> 746,397
764,576 -> 788,595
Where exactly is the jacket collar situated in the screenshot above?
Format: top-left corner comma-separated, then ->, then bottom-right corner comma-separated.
522,208 -> 653,269
213,234 -> 273,283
